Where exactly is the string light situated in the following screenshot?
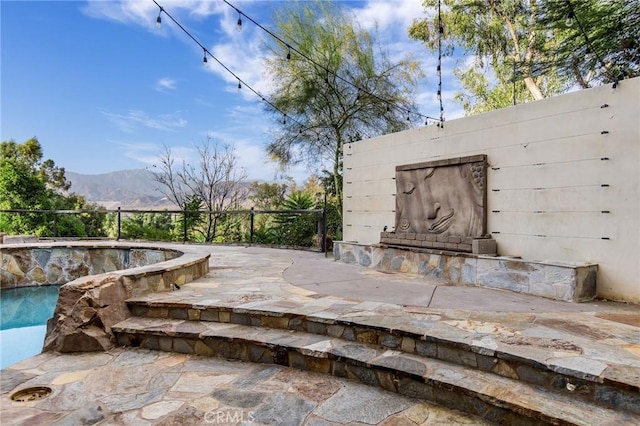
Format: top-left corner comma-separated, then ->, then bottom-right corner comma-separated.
153,0 -> 442,132
151,0 -> 302,130
565,9 -> 575,27
221,0 -> 441,126
156,7 -> 163,28
565,0 -> 620,87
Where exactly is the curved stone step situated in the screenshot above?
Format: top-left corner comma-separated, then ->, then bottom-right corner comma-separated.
112,317 -> 640,426
125,297 -> 640,415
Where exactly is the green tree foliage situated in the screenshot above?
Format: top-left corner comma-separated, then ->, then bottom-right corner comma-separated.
119,211 -> 176,241
248,182 -> 288,244
536,0 -> 639,87
0,138 -> 103,237
264,0 -> 423,214
273,191 -> 319,247
409,0 -> 638,115
249,182 -> 287,211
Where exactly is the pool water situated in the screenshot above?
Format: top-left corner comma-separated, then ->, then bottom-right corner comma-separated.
1,286 -> 60,369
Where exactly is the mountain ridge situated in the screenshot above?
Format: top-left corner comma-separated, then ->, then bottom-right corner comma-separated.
66,169 -> 173,209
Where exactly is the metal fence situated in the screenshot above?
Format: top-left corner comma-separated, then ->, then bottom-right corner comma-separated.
0,207 -> 329,252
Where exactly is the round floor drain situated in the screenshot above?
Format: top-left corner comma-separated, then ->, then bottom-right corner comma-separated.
11,387 -> 52,402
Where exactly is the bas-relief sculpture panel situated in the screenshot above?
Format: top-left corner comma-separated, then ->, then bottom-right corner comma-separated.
395,155 -> 487,238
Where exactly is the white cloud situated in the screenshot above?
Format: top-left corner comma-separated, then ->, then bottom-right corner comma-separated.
110,140 -> 197,171
356,0 -> 428,35
102,110 -> 188,132
81,0 -> 158,29
156,77 -> 177,91
81,0 -> 225,29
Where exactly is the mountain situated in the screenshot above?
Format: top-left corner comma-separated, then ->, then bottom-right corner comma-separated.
66,169 -> 174,210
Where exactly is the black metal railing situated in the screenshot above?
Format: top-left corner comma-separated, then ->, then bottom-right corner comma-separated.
0,207 -> 328,252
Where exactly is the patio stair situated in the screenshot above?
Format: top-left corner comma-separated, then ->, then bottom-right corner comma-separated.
112,297 -> 640,425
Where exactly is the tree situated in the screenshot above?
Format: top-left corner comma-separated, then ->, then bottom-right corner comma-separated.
264,0 -> 423,215
0,138 -> 102,237
408,0 -> 638,114
152,138 -> 248,242
249,182 -> 287,211
535,0 -> 639,87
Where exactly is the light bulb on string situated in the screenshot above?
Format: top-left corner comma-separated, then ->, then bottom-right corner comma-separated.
156,13 -> 162,28
236,12 -> 242,31
203,50 -> 208,65
237,80 -> 242,91
286,46 -> 291,61
565,9 -> 575,27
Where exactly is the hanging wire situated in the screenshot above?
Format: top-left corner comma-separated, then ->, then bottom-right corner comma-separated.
565,0 -> 621,87
152,0 -> 305,128
221,0 -> 441,124
437,0 -> 445,127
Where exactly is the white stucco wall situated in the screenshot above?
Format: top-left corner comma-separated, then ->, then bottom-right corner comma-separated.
343,77 -> 640,303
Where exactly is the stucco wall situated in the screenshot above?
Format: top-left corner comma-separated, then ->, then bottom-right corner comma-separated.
342,77 -> 639,303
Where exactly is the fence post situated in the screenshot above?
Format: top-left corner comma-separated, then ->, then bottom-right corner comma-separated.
183,210 -> 187,243
323,192 -> 328,257
117,207 -> 121,241
53,212 -> 58,238
249,207 -> 254,246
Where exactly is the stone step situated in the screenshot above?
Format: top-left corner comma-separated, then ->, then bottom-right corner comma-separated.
112,317 -> 639,426
125,297 -> 640,415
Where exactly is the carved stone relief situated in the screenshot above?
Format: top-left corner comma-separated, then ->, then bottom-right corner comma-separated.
395,155 -> 487,238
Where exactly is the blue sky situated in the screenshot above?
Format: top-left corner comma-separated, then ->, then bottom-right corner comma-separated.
1,0 -> 461,183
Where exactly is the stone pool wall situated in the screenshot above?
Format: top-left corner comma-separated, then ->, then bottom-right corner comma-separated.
0,246 -> 181,288
0,242 -> 210,354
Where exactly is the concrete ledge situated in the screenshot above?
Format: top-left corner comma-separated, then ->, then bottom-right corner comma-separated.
380,232 -> 496,255
334,242 -> 597,302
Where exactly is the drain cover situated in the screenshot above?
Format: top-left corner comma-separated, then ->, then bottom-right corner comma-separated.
11,387 -> 52,402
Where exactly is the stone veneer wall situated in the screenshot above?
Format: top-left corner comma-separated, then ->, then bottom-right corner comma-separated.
335,242 -> 597,302
1,246 -> 180,288
1,242 -> 211,353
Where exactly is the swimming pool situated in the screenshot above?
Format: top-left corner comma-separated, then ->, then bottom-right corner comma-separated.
0,286 -> 60,369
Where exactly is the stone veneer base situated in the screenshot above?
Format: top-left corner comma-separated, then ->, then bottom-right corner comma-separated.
334,242 -> 597,302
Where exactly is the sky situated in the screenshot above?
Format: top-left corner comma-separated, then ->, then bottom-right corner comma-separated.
1,0 -> 463,183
